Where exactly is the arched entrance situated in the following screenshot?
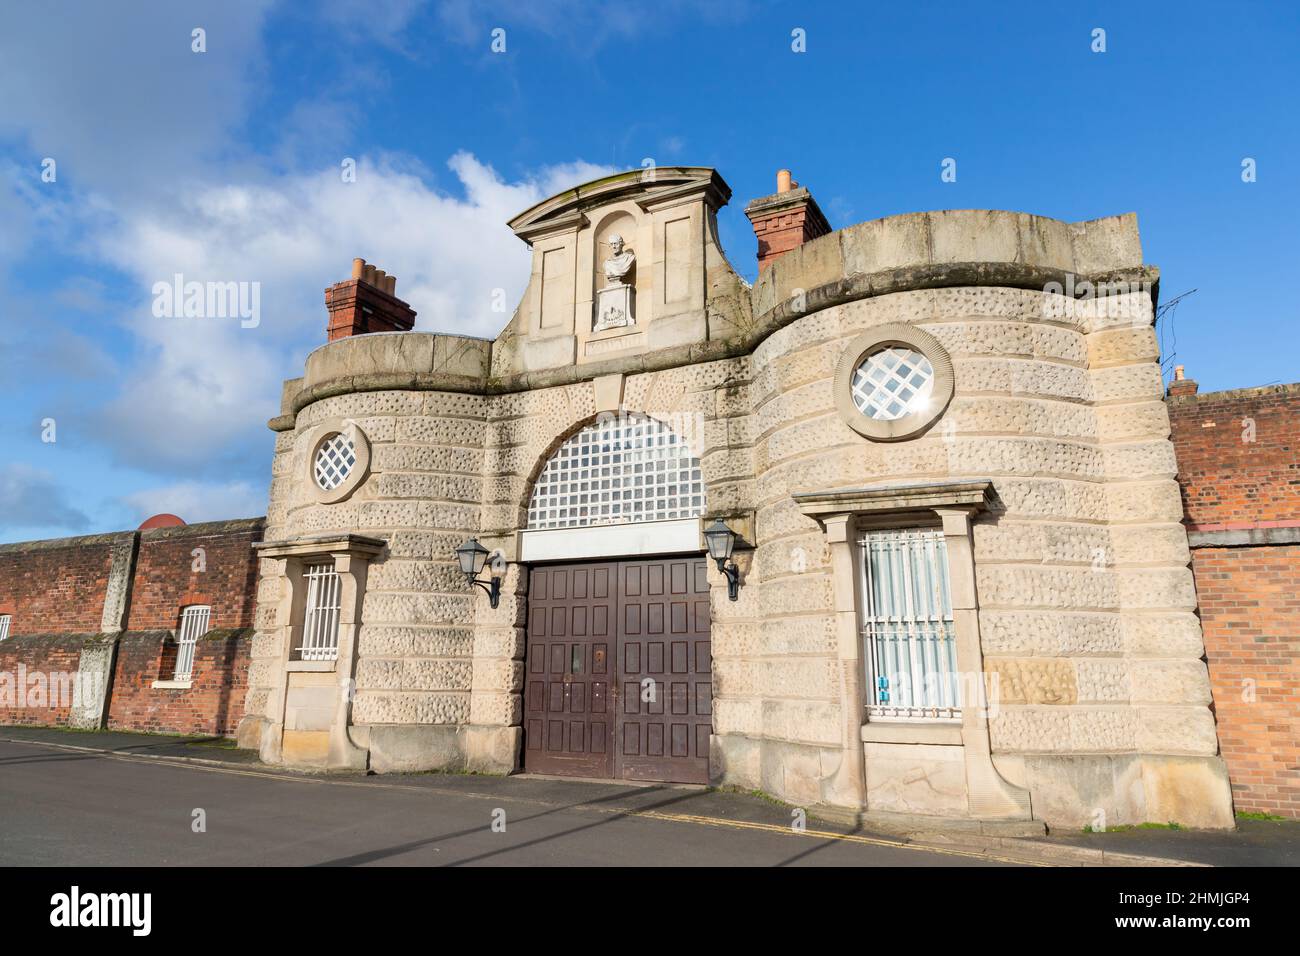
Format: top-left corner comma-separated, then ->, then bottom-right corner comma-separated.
519,413 -> 712,784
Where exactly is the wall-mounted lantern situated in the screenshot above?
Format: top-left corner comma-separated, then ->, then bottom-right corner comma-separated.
703,518 -> 741,601
455,537 -> 502,608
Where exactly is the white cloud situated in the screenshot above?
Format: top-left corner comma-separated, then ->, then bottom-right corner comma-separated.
78,151 -> 614,474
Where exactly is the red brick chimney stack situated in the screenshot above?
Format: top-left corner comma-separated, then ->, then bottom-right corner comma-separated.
325,258 -> 416,341
744,168 -> 832,271
1168,364 -> 1200,397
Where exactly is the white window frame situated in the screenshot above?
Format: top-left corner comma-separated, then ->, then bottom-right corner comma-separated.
857,527 -> 961,721
297,563 -> 342,661
173,605 -> 211,681
0,614 -> 10,641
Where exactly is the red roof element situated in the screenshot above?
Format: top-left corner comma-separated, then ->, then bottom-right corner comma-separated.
138,513 -> 186,530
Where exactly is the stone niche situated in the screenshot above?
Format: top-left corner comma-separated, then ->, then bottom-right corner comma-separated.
502,167 -> 736,374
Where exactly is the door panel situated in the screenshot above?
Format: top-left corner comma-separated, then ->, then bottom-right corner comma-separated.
524,556 -> 712,783
524,563 -> 616,777
614,557 -> 712,784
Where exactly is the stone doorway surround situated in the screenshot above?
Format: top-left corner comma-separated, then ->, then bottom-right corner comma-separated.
248,532 -> 385,770
794,479 -> 1033,822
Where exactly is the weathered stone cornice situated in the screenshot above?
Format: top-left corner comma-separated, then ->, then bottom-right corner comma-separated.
273,260 -> 1160,430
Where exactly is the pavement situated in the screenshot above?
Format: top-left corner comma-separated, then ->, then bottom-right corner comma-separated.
1,726 -> 1295,867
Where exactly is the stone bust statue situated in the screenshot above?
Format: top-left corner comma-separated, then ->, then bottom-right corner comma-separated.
602,234 -> 635,286
594,233 -> 636,332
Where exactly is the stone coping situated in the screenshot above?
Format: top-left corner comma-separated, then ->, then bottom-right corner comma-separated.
138,517 -> 265,541
276,260 -> 1159,429
0,531 -> 132,554
1167,381 -> 1300,406
0,518 -> 266,554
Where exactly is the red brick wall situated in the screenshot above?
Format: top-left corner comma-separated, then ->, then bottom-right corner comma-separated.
1171,384 -> 1300,819
1169,384 -> 1300,529
1191,545 -> 1300,818
126,524 -> 261,631
0,633 -> 87,727
106,629 -> 251,736
0,535 -> 119,636
0,519 -> 263,738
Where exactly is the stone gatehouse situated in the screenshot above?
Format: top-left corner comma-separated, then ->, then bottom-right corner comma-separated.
225,166 -> 1233,829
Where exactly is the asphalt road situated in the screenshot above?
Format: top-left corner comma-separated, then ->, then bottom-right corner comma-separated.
0,739 -> 1013,867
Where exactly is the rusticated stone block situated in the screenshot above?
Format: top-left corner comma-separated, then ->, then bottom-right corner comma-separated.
986,658 -> 1077,705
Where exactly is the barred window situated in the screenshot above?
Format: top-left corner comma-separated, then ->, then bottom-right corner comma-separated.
526,414 -> 705,530
174,605 -> 210,681
858,528 -> 960,720
297,563 -> 341,661
0,614 -> 10,641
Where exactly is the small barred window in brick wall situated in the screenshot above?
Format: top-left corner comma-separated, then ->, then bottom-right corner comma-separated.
174,605 -> 211,681
0,615 -> 10,641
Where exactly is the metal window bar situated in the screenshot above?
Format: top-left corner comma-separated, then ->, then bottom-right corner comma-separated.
858,528 -> 960,720
0,615 -> 10,641
174,605 -> 210,681
298,564 -> 341,661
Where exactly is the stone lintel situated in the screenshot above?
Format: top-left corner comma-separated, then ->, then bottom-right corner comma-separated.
794,479 -> 996,521
1187,526 -> 1300,548
254,533 -> 387,560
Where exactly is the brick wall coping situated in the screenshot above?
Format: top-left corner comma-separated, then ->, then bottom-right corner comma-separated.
0,517 -> 266,555
0,630 -> 128,646
138,517 -> 265,541
0,531 -> 130,555
1167,381 -> 1300,406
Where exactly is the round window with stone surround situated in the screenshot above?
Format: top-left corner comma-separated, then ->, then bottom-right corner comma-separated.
306,420 -> 371,504
834,324 -> 954,441
314,433 -> 357,490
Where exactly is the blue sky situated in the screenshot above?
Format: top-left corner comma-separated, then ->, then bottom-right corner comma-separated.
2,0 -> 1297,543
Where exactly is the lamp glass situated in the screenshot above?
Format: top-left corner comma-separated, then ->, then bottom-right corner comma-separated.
703,519 -> 735,563
455,537 -> 489,577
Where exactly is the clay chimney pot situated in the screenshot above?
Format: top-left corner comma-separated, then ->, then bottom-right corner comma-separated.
776,169 -> 793,193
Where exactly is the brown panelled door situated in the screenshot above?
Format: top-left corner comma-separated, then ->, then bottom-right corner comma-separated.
524,557 -> 712,784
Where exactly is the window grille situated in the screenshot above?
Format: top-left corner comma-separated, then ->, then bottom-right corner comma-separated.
298,563 -> 341,661
314,433 -> 357,491
173,605 -> 210,681
858,528 -> 961,720
0,614 -> 10,641
526,414 -> 705,530
850,347 -> 936,421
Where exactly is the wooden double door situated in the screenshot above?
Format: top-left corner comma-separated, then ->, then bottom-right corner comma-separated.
524,557 -> 712,784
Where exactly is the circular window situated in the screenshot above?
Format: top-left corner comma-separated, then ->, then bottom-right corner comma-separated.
314,433 -> 357,490
851,347 -> 936,421
306,420 -> 370,504
834,324 -> 954,441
